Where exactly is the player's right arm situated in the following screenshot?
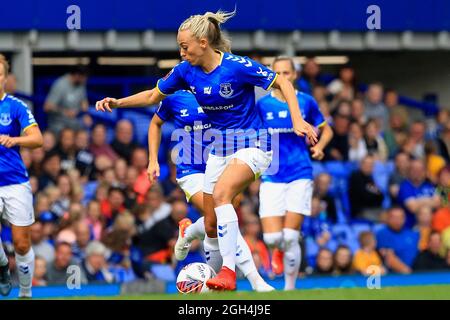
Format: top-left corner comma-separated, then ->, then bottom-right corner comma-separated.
147,114 -> 165,183
96,62 -> 187,112
95,88 -> 164,112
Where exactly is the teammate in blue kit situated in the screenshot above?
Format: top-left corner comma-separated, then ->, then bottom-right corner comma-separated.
0,54 -> 44,298
147,90 -> 273,291
96,10 -> 317,291
257,57 -> 333,290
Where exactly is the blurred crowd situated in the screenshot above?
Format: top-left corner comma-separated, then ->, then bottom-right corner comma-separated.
1,57 -> 450,287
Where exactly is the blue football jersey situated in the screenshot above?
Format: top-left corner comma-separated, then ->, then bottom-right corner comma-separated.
258,91 -> 326,183
156,52 -> 277,156
156,90 -> 212,179
0,94 -> 37,186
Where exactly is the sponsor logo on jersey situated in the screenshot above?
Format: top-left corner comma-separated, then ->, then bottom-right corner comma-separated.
203,87 -> 212,95
219,83 -> 234,98
278,111 -> 288,118
0,113 -> 12,126
256,67 -> 268,77
180,109 -> 189,117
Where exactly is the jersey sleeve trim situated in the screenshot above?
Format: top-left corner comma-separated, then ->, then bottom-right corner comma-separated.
317,120 -> 327,128
22,122 -> 38,133
156,81 -> 169,96
264,73 -> 278,91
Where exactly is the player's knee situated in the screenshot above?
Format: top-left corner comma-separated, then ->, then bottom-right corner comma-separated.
263,232 -> 283,249
212,185 -> 232,206
283,228 -> 300,249
14,239 -> 31,256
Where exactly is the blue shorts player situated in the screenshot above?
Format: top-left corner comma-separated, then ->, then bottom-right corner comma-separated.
0,54 -> 44,298
96,10 -> 318,291
257,57 -> 333,290
147,90 -> 273,291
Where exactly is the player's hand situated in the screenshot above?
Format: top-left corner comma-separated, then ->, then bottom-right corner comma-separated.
0,135 -> 18,148
147,161 -> 160,183
95,97 -> 119,112
293,120 -> 318,145
310,144 -> 325,160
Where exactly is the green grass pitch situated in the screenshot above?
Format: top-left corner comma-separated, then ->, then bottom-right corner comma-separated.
73,284 -> 450,300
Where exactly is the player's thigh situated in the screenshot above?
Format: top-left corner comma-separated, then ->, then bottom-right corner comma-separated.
1,182 -> 35,227
284,212 -> 305,230
213,157 -> 254,204
213,148 -> 272,203
259,182 -> 287,219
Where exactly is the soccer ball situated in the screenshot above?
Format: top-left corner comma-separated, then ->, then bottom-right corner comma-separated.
176,262 -> 216,294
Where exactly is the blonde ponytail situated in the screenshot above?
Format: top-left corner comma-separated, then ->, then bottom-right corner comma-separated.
179,10 -> 235,52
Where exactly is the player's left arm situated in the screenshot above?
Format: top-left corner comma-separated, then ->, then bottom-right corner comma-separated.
272,75 -> 318,145
310,122 -> 333,160
0,125 -> 43,149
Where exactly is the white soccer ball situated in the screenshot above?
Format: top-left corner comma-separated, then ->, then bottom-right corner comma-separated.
176,262 -> 216,294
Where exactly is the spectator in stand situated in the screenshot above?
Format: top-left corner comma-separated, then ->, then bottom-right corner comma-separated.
131,148 -> 151,203
111,119 -> 139,163
313,173 -> 337,223
85,200 -> 105,240
349,155 -> 384,221
333,245 -> 354,275
29,147 -> 45,177
437,120 -> 450,162
55,203 -> 85,245
324,101 -> 351,161
433,167 -> 450,233
89,123 -> 119,162
302,196 -> 332,249
38,151 -> 62,190
81,241 -> 115,284
242,213 -> 271,277
384,89 -> 411,125
376,207 -> 419,274
160,157 -> 179,198
42,130 -> 57,153
313,248 -> 334,275
352,231 -> 386,275
425,141 -> 446,184
72,221 -> 92,263
402,121 -> 427,160
297,57 -> 322,95
53,128 -> 77,172
351,98 -> 367,125
44,65 -> 89,134
124,166 -> 139,208
413,231 -> 447,271
50,174 -> 73,218
388,152 -> 411,204
364,119 -> 388,162
397,159 -> 440,228
134,199 -> 188,265
101,186 -> 126,223
384,112 -> 410,159
348,121 -> 368,162
46,242 -> 87,285
75,129 -> 95,181
364,82 -> 389,131
32,256 -> 47,287
145,183 -> 172,227
414,206 -> 433,252
327,64 -> 357,102
114,158 -> 128,189
30,221 -> 55,264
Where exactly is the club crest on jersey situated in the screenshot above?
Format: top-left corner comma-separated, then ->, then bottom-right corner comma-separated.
219,83 -> 234,98
0,113 -> 12,126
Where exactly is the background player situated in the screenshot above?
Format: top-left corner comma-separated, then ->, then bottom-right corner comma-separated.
0,54 -> 44,298
257,56 -> 333,290
147,89 -> 273,291
96,10 -> 318,291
